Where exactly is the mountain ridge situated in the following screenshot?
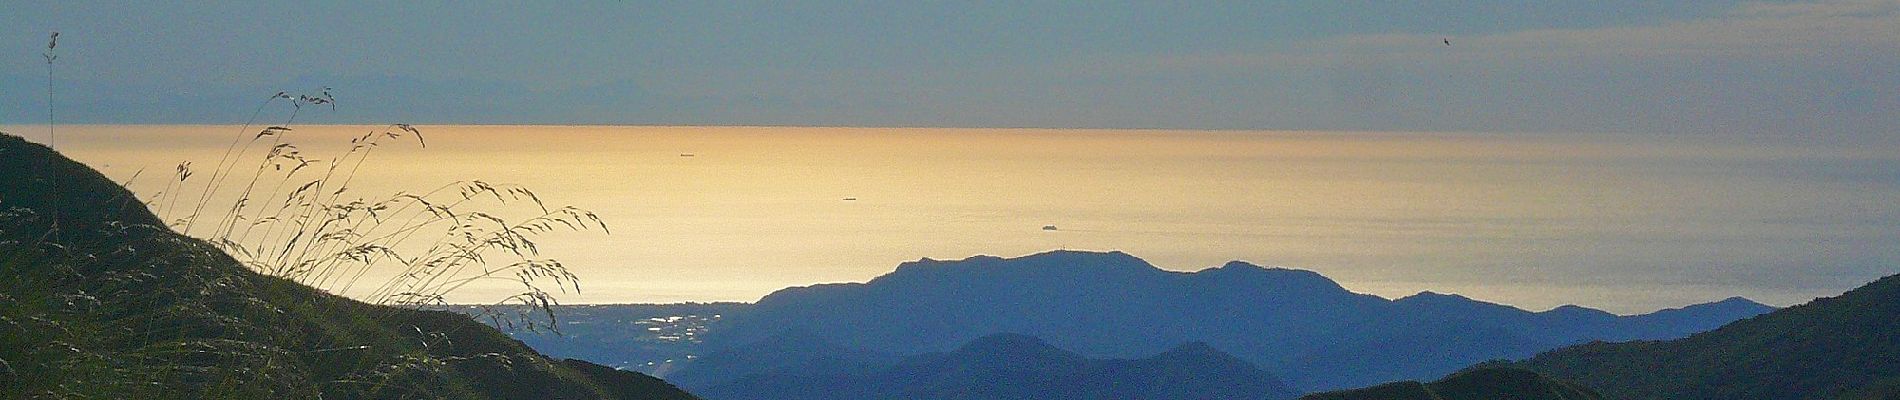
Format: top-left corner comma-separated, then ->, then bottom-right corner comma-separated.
1513,272 -> 1900,399
694,332 -> 1302,400
702,249 -> 1774,391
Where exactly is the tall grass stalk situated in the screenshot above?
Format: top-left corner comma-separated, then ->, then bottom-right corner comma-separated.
138,91 -> 605,332
41,31 -> 59,242
43,32 -> 56,149
2,47 -> 610,398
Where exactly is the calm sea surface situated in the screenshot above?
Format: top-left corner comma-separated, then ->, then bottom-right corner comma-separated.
13,125 -> 1898,313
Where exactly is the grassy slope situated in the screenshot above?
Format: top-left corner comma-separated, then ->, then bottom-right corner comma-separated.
0,133 -> 697,399
1300,368 -> 1604,400
1513,273 -> 1900,400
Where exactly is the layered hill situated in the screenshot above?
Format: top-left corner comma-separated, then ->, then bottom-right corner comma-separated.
699,250 -> 1773,391
0,133 -> 697,399
694,333 -> 1301,400
1301,368 -> 1603,400
1514,272 -> 1900,399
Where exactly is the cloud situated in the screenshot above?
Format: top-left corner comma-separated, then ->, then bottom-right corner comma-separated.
1079,0 -> 1898,137
1732,0 -> 1900,18
1147,0 -> 1898,69
1472,0 -> 1898,59
3,1 -> 1893,137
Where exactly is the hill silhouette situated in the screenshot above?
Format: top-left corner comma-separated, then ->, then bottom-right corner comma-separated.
1513,272 -> 1900,399
1301,368 -> 1603,400
698,250 -> 1773,391
0,133 -> 697,399
694,333 -> 1301,400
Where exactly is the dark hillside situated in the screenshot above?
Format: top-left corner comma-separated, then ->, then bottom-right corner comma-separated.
0,133 -> 697,399
1515,272 -> 1900,400
695,333 -> 1301,400
1301,368 -> 1603,400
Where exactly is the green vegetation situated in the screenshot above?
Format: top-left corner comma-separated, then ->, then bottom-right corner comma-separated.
1300,368 -> 1604,400
0,133 -> 697,399
1513,273 -> 1900,400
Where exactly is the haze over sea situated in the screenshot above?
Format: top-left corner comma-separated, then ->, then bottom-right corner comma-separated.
12,125 -> 1897,314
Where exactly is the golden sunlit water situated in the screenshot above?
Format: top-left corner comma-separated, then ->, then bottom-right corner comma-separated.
10,125 -> 1897,314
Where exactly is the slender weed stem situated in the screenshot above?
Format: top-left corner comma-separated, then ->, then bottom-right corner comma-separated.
141,93 -> 603,332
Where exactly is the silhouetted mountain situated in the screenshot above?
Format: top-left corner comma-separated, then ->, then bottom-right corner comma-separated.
1301,368 -> 1603,400
1514,273 -> 1900,399
699,250 -> 1773,391
1613,296 -> 1780,340
0,133 -> 697,399
694,333 -> 1300,400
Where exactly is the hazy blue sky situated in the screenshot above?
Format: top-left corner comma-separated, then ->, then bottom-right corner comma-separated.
3,1 -> 1896,139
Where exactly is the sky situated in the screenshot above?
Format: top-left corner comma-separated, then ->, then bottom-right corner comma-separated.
2,2 -> 1899,313
1,1 -> 1896,139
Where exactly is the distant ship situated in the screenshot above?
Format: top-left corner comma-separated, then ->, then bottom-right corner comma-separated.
842,197 -> 858,201
1042,225 -> 1058,231
680,153 -> 696,157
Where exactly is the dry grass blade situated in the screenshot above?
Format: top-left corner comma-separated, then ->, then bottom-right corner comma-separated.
131,103 -> 607,334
